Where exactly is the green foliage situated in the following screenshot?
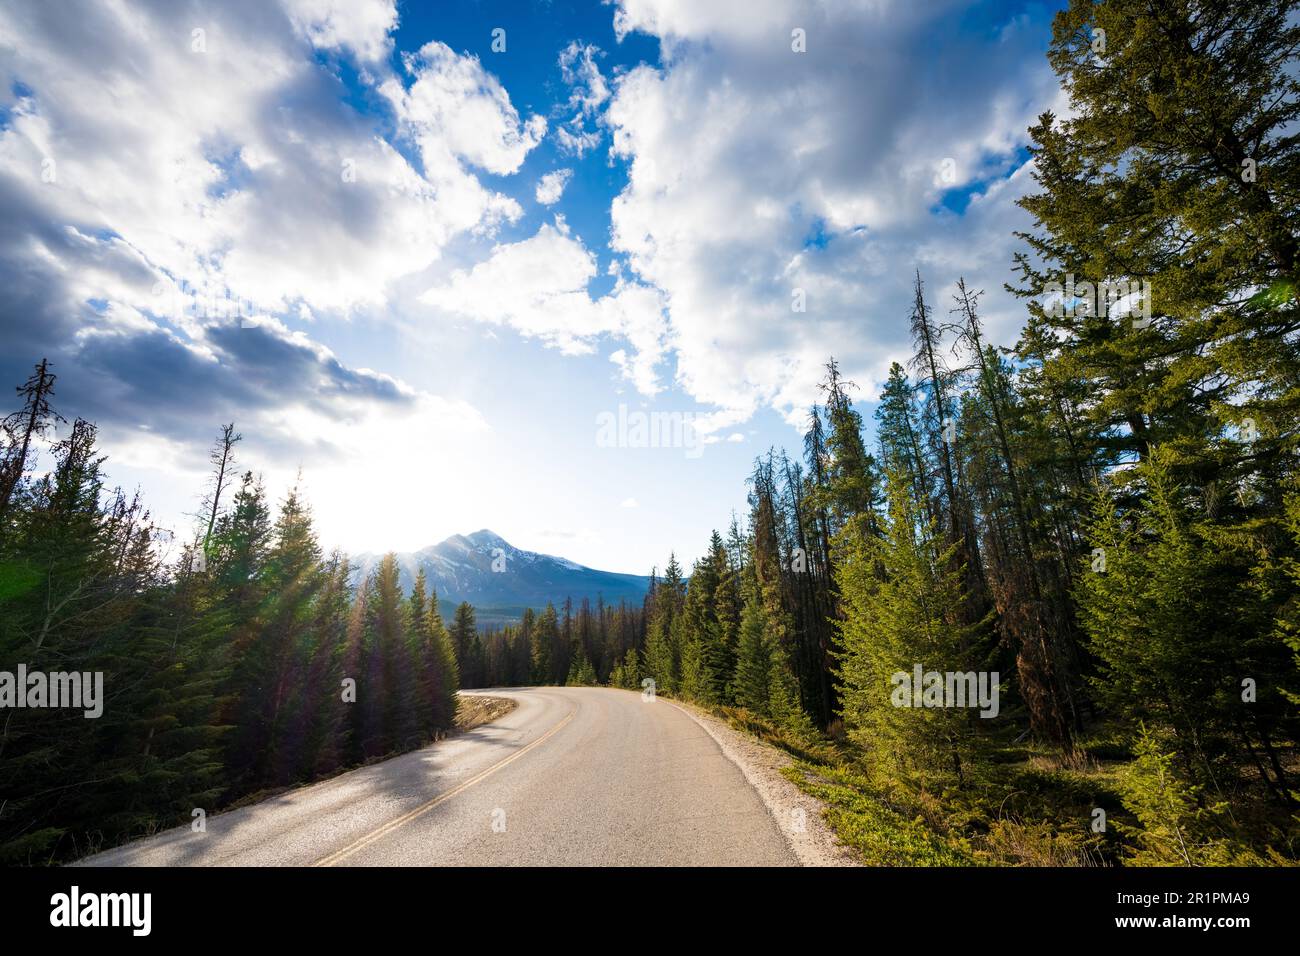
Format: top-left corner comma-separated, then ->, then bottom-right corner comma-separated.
0,377 -> 461,863
450,602 -> 481,688
565,648 -> 597,686
782,762 -> 978,866
732,595 -> 773,715
677,625 -> 712,705
1117,726 -> 1232,866
835,468 -> 987,785
1078,448 -> 1298,798
531,603 -> 558,685
407,571 -> 459,737
608,646 -> 640,690
642,605 -> 677,695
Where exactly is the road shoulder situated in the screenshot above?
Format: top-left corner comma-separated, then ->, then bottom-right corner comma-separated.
663,697 -> 859,867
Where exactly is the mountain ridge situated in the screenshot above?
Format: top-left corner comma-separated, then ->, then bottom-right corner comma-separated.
351,529 -> 652,616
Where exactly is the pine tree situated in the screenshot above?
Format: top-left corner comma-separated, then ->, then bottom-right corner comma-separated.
733,592 -> 773,716
299,551 -> 353,777
1078,448 -> 1296,799
1009,0 -> 1300,758
0,417 -> 227,861
355,554 -> 414,756
678,626 -> 711,704
226,482 -> 324,788
748,456 -> 807,722
611,646 -> 641,690
512,606 -> 535,685
836,466 -> 985,784
406,570 -> 458,737
819,359 -> 883,538
1118,725 -> 1235,866
710,528 -> 744,705
566,647 -> 597,686
450,602 -> 481,689
531,603 -> 558,685
643,553 -> 685,695
680,540 -> 727,704
0,358 -> 62,525
877,362 -> 934,524
642,612 -> 676,696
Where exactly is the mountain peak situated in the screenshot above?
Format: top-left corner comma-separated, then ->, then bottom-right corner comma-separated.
351,531 -> 650,618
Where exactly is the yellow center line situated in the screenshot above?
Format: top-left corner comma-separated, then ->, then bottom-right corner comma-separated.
313,705 -> 576,867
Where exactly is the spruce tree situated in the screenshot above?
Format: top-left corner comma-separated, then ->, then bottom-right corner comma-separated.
836,466 -> 985,784
733,593 -> 772,716
531,604 -> 558,685
450,602 -> 480,689
565,647 -> 597,686
1078,448 -> 1295,799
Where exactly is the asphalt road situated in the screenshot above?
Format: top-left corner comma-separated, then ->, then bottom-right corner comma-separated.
75,686 -> 799,866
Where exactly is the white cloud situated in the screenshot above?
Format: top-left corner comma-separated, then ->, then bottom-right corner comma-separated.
96,386 -> 490,554
0,0 -> 530,527
555,41 -> 610,157
0,0 -> 543,325
620,497 -> 639,508
283,0 -> 399,63
383,41 -> 546,177
613,0 -> 796,45
536,168 -> 574,205
604,0 -> 1062,425
420,219 -> 669,395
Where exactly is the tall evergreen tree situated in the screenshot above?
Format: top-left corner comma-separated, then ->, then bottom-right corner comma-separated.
836,466 -> 986,784
450,602 -> 480,689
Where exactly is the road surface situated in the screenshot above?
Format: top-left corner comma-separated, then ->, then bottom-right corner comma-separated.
76,686 -> 799,866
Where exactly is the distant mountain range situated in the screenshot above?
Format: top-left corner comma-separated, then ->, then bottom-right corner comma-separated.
352,530 -> 651,623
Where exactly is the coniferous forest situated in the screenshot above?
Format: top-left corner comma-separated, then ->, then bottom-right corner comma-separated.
0,393 -> 460,864
474,0 -> 1300,865
3,0 -> 1300,871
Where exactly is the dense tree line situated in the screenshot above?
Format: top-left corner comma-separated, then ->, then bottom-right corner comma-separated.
584,0 -> 1300,863
0,387 -> 459,863
469,596 -> 646,689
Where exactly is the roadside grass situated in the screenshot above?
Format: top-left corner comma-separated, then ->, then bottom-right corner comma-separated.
454,693 -> 517,732
721,702 -> 1300,866
709,705 -> 1149,866
781,759 -> 980,865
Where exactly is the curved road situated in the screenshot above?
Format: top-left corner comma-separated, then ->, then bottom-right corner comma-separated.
76,687 -> 799,867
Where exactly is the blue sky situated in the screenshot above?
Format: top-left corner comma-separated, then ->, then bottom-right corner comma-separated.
0,0 -> 1067,573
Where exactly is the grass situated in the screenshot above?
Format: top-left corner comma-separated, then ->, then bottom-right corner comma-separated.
782,759 -> 980,865
705,705 -> 1278,866
454,693 -> 517,732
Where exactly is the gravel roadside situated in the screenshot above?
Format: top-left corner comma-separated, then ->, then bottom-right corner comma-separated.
664,697 -> 860,867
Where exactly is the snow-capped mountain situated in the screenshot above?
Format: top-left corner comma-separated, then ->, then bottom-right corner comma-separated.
351,530 -> 651,610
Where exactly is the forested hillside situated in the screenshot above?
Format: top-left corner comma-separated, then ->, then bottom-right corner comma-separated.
0,395 -> 460,864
